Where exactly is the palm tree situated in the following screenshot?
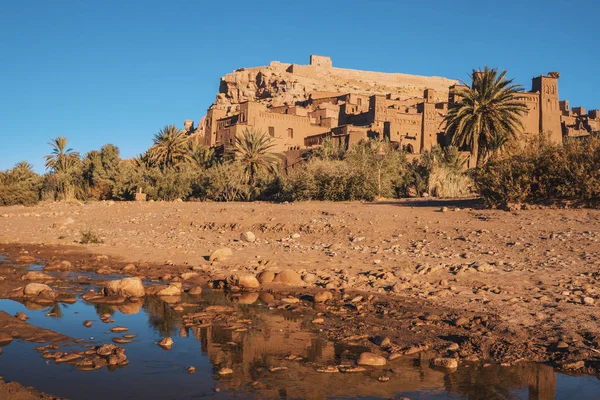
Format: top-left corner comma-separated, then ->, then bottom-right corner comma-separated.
44,137 -> 80,173
231,128 -> 280,185
445,67 -> 527,167
148,125 -> 190,169
187,140 -> 216,169
44,137 -> 81,200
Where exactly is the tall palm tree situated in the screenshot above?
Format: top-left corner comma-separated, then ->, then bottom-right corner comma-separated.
231,128 -> 280,185
148,125 -> 190,169
44,137 -> 81,200
445,67 -> 527,167
187,140 -> 216,169
44,137 -> 80,173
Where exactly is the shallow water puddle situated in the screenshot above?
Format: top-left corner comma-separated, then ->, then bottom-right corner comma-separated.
1,294 -> 600,399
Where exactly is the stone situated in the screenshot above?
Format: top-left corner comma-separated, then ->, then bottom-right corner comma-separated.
188,286 -> 203,296
186,366 -> 196,373
83,320 -> 92,328
104,277 -> 145,298
16,255 -> 36,264
180,272 -> 199,281
110,326 -> 129,333
156,284 -> 182,296
257,271 -> 275,283
23,283 -> 54,297
217,367 -> 233,375
272,269 -> 303,285
15,312 -> 27,321
236,274 -> 260,290
302,273 -> 317,284
240,232 -> 256,243
122,263 -> 137,273
313,291 -> 333,303
209,248 -> 232,262
430,357 -> 458,369
157,337 -> 173,349
583,297 -> 595,305
356,352 -> 387,366
21,271 -> 54,281
0,332 -> 12,346
112,337 -> 132,344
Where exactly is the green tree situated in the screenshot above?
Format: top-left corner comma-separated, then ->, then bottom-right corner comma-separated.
44,137 -> 81,200
0,161 -> 42,206
445,67 -> 527,167
230,128 -> 280,185
187,140 -> 216,169
147,125 -> 190,169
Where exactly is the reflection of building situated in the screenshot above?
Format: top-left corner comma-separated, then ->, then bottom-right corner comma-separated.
187,56 -> 599,168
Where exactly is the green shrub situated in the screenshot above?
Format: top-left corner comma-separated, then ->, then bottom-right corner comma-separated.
0,162 -> 43,206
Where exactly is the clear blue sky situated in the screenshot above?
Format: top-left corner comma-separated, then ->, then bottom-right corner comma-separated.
2,0 -> 599,172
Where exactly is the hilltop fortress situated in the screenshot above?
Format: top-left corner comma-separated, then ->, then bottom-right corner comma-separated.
186,55 -> 599,166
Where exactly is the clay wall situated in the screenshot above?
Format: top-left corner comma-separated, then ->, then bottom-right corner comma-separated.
310,55 -> 332,68
517,93 -> 541,135
532,75 -> 562,143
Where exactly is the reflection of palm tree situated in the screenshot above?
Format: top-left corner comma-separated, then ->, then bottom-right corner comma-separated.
144,297 -> 178,337
46,303 -> 64,319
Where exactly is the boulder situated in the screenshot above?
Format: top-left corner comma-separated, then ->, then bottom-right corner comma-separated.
154,284 -> 182,296
257,271 -> 275,283
302,273 -> 317,284
313,291 -> 333,303
103,277 -> 145,297
44,260 -> 72,271
188,286 -> 203,296
16,255 -> 36,264
272,269 -> 303,285
356,352 -> 387,366
122,264 -> 137,273
23,283 -> 54,297
430,357 -> 458,369
21,271 -> 54,281
235,274 -> 260,290
240,232 -> 256,243
180,272 -> 199,281
157,337 -> 173,349
209,248 -> 232,262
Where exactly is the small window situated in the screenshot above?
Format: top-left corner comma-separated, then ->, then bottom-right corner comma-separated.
268,126 -> 275,137
287,128 -> 293,139
357,98 -> 362,106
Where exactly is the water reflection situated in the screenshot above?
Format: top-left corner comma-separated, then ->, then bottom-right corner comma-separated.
1,292 -> 600,400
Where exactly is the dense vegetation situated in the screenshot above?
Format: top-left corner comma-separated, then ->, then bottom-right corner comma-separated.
1,68 -> 598,208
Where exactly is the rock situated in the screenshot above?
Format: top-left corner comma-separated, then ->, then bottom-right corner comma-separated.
15,312 -> 27,321
313,291 -> 333,303
104,277 -> 145,298
236,274 -> 260,290
291,233 -> 301,239
16,255 -> 36,264
312,318 -> 325,324
272,269 -> 303,285
217,367 -> 233,375
186,366 -> 196,373
23,283 -> 54,297
583,297 -> 595,305
356,352 -> 387,366
257,271 -> 275,283
112,337 -> 132,344
21,271 -> 54,281
96,344 -> 117,356
209,248 -> 232,262
281,297 -> 300,304
240,232 -> 256,243
122,264 -> 137,273
188,286 -> 203,296
430,357 -> 458,369
44,260 -> 72,271
453,317 -> 470,327
96,266 -> 114,275
110,326 -> 129,333
83,320 -> 92,328
157,337 -> 173,349
180,272 -> 199,281
302,273 -> 317,284
316,366 -> 339,373
156,284 -> 182,296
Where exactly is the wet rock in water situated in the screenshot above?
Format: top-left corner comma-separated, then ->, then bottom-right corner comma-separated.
180,272 -> 199,281
156,284 -> 182,296
430,357 -> 458,369
44,260 -> 72,271
339,366 -> 367,373
316,366 -> 339,373
357,352 -> 387,366
55,353 -> 82,364
20,271 -> 54,281
257,271 -> 275,283
229,274 -> 260,290
104,277 -> 146,298
83,320 -> 92,328
209,248 -> 232,262
96,344 -> 118,356
272,269 -> 303,285
16,255 -> 36,264
123,334 -> 137,339
96,266 -> 114,275
217,367 -> 233,375
23,283 -> 55,297
15,312 -> 27,321
313,290 -> 333,303
186,366 -> 196,373
0,332 -> 13,346
110,326 -> 129,333
157,337 -> 173,349
240,231 -> 256,243
188,286 -> 203,296
112,337 -> 132,344
302,273 -> 317,284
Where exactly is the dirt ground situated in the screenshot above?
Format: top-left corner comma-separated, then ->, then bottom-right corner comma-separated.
1,199 -> 600,398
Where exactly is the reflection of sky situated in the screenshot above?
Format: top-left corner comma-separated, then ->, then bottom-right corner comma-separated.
2,296 -> 600,400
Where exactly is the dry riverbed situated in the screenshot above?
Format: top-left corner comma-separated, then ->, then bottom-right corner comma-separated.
1,199 -> 600,398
